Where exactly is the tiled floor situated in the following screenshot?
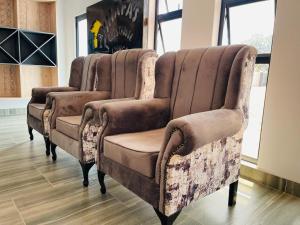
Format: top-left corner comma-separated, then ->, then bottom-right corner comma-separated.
0,115 -> 300,225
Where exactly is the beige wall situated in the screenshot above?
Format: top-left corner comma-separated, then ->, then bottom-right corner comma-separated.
181,0 -> 221,48
257,0 -> 300,183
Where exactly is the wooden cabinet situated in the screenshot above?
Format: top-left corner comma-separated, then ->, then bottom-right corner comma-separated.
0,0 -> 57,98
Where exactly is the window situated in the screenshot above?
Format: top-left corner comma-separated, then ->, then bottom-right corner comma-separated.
218,0 -> 276,162
155,0 -> 183,55
76,14 -> 88,57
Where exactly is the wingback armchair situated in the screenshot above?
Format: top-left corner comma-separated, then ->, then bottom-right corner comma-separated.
95,45 -> 257,225
46,49 -> 157,187
27,54 -> 103,155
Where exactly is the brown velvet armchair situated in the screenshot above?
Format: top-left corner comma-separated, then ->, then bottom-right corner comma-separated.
46,49 -> 157,187
95,45 -> 257,225
27,54 -> 103,155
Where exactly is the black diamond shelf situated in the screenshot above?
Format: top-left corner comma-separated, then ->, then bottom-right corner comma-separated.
0,28 -> 17,44
22,50 -> 53,66
20,32 -> 37,63
1,32 -> 20,62
0,27 -> 56,67
21,31 -> 54,48
0,48 -> 17,64
40,37 -> 57,65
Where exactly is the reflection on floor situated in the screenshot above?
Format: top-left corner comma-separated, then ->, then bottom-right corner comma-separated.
1,115 -> 300,225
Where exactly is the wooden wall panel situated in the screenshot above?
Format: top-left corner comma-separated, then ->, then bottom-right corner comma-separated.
17,0 -> 56,33
49,1 -> 56,33
0,0 -> 17,27
37,2 -> 50,32
19,66 -> 58,97
0,0 -> 57,98
0,65 -> 20,97
50,67 -> 58,84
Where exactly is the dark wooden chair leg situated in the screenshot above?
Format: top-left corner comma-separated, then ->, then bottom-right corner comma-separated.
228,180 -> 239,206
154,208 -> 181,225
50,143 -> 57,161
28,126 -> 33,141
44,137 -> 50,156
97,170 -> 106,194
79,161 -> 94,187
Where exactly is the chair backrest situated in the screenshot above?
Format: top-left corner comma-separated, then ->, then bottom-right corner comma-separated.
154,45 -> 257,119
68,57 -> 85,89
111,49 -> 156,99
80,54 -> 106,91
94,49 -> 157,99
94,55 -> 112,92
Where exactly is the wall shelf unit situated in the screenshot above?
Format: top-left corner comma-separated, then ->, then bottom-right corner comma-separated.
0,28 -> 57,66
0,0 -> 57,98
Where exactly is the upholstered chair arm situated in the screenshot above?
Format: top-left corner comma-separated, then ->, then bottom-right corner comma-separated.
162,109 -> 243,157
155,109 -> 244,216
30,86 -> 79,103
81,98 -> 134,126
100,98 -> 170,135
79,98 -> 134,163
46,91 -> 111,130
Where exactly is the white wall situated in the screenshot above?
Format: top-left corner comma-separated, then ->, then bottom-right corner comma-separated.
55,0 -> 66,85
144,0 -> 156,49
56,0 -> 101,85
181,0 -> 221,48
257,0 -> 300,183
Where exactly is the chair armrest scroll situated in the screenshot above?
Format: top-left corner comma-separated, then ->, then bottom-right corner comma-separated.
47,91 -> 111,129
30,86 -> 78,103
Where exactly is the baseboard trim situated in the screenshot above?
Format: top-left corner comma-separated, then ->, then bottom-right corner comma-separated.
241,161 -> 300,198
0,108 -> 26,117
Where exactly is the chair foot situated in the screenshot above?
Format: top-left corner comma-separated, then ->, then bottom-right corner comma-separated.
97,171 -> 106,194
50,143 -> 57,161
154,208 -> 181,225
44,137 -> 50,156
80,161 -> 94,187
228,180 -> 239,206
28,126 -> 33,141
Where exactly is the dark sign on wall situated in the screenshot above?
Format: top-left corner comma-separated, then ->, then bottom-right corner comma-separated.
87,0 -> 144,54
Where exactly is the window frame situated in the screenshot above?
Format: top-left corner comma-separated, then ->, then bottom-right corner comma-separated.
218,0 -> 276,64
218,0 -> 276,164
154,0 -> 183,52
75,13 -> 87,57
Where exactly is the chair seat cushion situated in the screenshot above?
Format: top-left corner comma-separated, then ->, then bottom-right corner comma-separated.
28,103 -> 45,120
56,116 -> 82,140
103,128 -> 165,178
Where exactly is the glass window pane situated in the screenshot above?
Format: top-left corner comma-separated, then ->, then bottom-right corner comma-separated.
156,18 -> 182,55
156,29 -> 165,55
242,64 -> 269,159
221,18 -> 229,45
158,0 -> 183,14
78,18 -> 88,57
229,0 -> 275,53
